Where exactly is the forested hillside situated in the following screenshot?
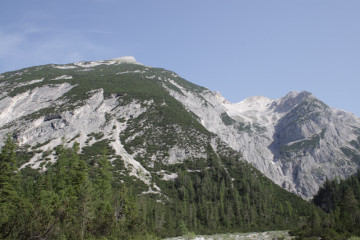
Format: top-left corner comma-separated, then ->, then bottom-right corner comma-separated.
1,58 -> 360,201
0,137 -> 317,240
291,171 -> 360,240
3,58 -> 360,239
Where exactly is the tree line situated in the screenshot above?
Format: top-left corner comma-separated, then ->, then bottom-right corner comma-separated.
290,171 -> 360,240
0,137 -> 147,240
1,137 -> 318,239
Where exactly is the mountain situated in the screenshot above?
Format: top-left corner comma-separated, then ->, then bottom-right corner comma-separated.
0,57 -> 360,199
0,57 -> 320,239
223,91 -> 360,199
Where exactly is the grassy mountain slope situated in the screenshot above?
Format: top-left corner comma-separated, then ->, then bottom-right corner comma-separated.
0,59 -> 319,239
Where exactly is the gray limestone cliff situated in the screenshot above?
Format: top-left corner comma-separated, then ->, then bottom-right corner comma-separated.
0,58 -> 359,199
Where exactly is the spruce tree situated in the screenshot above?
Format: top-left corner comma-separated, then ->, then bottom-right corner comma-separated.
340,188 -> 360,233
0,136 -> 20,238
91,153 -> 115,237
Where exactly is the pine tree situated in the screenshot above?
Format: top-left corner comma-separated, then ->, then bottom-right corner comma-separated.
310,209 -> 321,234
74,155 -> 92,239
26,173 -> 59,239
51,142 -> 93,239
340,188 -> 360,232
0,136 -> 20,238
91,153 -> 115,237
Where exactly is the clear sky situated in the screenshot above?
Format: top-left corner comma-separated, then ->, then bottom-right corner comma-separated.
1,0 -> 359,116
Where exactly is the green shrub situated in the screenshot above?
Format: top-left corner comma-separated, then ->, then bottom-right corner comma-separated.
184,232 -> 196,240
348,237 -> 360,240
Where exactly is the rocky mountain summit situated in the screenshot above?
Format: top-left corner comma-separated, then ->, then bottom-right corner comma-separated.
222,91 -> 360,198
0,57 -> 359,199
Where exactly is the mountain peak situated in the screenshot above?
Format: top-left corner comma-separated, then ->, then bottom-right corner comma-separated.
272,90 -> 313,113
241,95 -> 273,104
111,56 -> 138,63
1,60 -> 360,201
234,95 -> 273,112
283,90 -> 312,99
62,56 -> 142,69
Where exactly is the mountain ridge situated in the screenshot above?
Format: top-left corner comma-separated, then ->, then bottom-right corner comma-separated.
0,57 -> 359,199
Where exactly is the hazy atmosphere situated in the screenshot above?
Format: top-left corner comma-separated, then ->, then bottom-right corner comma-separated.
1,0 -> 359,115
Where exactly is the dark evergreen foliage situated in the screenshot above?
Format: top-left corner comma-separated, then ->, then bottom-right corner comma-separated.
291,172 -> 360,240
0,137 -> 319,239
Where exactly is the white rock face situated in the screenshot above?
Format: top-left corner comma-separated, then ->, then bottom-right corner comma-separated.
20,90 -> 156,184
74,56 -> 141,68
1,59 -> 360,199
0,84 -> 156,188
163,81 -> 360,198
51,75 -> 73,80
0,83 -> 73,128
112,56 -> 138,63
110,119 -> 152,186
53,65 -> 77,69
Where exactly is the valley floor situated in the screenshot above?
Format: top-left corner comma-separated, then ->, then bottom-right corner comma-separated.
163,230 -> 294,240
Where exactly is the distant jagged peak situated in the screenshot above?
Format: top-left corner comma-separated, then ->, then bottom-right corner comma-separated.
239,95 -> 274,105
223,95 -> 274,126
282,90 -> 313,101
111,56 -> 138,63
234,95 -> 274,113
224,90 -> 320,117
271,90 -> 314,113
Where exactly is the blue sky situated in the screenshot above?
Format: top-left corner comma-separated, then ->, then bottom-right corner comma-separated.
1,0 -> 359,115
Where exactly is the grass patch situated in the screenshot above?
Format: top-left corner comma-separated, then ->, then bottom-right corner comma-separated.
220,112 -> 235,126
280,134 -> 320,157
341,147 -> 360,163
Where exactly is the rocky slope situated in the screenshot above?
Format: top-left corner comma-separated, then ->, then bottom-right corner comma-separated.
206,90 -> 360,198
164,230 -> 293,240
0,56 -> 359,198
